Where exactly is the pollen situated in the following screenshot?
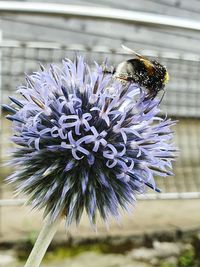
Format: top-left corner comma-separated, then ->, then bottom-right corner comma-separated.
163,71 -> 169,85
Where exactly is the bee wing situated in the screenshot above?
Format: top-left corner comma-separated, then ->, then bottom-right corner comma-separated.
121,44 -> 155,75
121,44 -> 143,58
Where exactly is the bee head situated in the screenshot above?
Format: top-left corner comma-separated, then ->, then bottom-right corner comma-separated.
150,60 -> 169,88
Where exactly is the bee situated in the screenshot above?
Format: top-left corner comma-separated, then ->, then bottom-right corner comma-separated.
105,45 -> 169,100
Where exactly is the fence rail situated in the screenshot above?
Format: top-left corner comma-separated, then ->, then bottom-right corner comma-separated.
1,191 -> 200,208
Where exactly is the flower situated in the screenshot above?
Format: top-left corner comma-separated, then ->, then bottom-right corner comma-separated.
3,56 -> 176,226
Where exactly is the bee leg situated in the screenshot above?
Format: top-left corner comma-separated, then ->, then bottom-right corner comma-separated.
158,90 -> 166,105
144,91 -> 157,101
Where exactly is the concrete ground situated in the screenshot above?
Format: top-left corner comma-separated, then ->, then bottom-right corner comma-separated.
1,187 -> 200,243
1,185 -> 200,267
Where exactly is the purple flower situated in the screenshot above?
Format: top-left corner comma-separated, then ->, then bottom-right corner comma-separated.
4,56 -> 176,226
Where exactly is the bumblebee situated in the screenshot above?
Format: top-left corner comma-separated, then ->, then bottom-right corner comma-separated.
106,45 -> 169,99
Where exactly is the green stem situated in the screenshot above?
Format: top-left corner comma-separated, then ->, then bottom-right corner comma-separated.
24,215 -> 62,267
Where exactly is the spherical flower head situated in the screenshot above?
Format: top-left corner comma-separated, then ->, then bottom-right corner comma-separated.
4,56 -> 176,226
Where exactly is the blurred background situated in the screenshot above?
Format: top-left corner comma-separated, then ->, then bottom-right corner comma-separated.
0,1 -> 200,267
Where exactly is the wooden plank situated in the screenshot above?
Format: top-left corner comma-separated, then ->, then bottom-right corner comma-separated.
21,0 -> 200,20
2,15 -> 200,53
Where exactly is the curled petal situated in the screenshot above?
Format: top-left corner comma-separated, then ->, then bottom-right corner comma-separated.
106,159 -> 118,168
72,149 -> 84,160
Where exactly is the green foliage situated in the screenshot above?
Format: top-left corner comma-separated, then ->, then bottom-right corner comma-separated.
44,244 -> 108,261
178,249 -> 197,267
157,248 -> 198,267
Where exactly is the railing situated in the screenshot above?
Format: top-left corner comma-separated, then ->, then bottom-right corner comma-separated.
1,1 -> 200,32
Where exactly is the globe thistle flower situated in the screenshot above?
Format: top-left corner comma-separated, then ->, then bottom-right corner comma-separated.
4,56 -> 176,226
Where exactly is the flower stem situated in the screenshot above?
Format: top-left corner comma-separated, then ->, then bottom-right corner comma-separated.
24,215 -> 62,267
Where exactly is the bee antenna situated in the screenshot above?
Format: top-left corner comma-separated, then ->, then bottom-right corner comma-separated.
121,44 -> 142,58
